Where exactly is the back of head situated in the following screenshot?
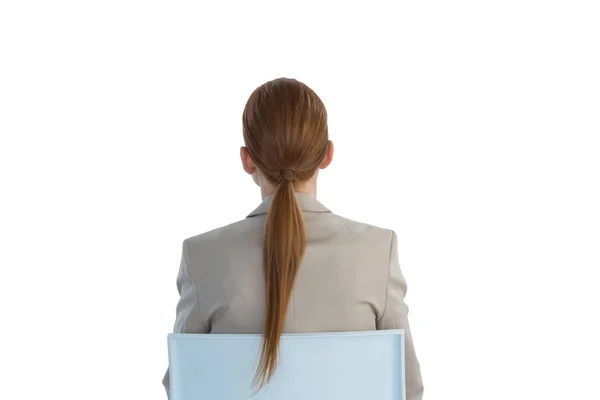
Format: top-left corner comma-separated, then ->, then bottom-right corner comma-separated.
242,78 -> 329,389
243,78 -> 329,183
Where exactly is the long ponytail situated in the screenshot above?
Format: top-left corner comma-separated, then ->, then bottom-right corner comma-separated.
241,77 -> 329,390
253,171 -> 306,389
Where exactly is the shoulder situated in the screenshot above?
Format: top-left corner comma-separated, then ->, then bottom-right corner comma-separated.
329,213 -> 395,241
183,217 -> 263,250
319,213 -> 396,256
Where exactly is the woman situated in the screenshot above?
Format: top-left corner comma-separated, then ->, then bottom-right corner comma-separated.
163,78 -> 424,399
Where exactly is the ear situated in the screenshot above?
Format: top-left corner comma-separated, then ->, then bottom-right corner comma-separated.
319,140 -> 334,170
240,146 -> 257,175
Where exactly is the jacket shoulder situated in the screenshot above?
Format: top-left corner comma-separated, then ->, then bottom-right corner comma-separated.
330,213 -> 394,239
183,217 -> 262,247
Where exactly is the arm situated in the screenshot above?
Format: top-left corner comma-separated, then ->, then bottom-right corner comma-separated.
376,231 -> 424,400
162,240 -> 208,399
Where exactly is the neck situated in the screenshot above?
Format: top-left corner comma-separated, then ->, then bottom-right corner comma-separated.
261,179 -> 317,200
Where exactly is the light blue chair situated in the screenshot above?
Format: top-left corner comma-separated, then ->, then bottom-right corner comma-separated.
167,329 -> 406,400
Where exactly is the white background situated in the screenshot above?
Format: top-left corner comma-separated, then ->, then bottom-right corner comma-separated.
1,1 -> 599,399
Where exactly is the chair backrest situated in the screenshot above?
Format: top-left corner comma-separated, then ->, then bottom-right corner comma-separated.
168,329 -> 405,400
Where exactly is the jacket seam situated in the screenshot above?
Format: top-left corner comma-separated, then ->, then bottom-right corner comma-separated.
184,239 -> 207,331
376,230 -> 394,323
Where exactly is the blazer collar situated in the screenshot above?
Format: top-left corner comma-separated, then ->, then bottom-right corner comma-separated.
246,192 -> 331,218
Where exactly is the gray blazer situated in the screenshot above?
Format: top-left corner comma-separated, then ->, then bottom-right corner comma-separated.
163,193 -> 423,399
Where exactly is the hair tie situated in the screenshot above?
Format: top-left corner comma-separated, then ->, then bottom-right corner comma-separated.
275,169 -> 298,185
